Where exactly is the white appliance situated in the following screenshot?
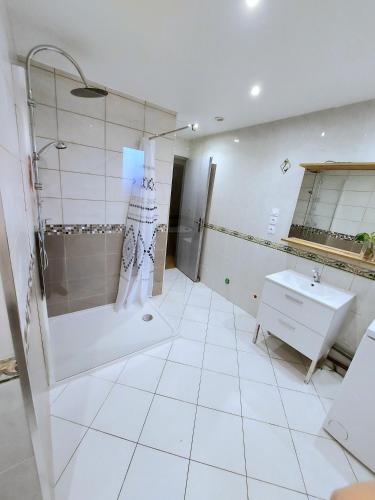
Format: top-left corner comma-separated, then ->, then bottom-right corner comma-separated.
324,320 -> 375,472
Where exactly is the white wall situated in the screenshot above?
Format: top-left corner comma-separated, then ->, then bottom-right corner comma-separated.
194,100 -> 375,354
0,1 -> 52,497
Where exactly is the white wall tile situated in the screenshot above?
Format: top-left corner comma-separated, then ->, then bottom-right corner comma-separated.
62,199 -> 105,224
363,207 -> 375,223
145,106 -> 176,135
39,168 -> 61,198
339,190 -> 372,207
60,143 -> 105,175
61,171 -> 105,200
155,160 -> 173,184
30,66 -> 55,106
106,176 -> 132,202
155,137 -> 174,162
0,60 -> 20,155
156,182 -> 171,205
106,201 -> 128,224
106,151 -> 123,178
58,110 -> 105,148
344,175 -> 375,192
106,123 -> 142,152
56,75 -> 105,120
35,104 -> 57,139
106,93 -> 144,130
334,204 -> 365,222
36,137 -> 59,170
41,197 -> 63,224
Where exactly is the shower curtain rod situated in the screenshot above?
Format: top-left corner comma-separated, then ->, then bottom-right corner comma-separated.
148,123 -> 199,140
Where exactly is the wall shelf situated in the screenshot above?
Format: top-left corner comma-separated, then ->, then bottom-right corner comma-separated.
282,237 -> 375,267
300,162 -> 375,171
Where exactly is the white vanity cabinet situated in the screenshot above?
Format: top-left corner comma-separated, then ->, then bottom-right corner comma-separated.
254,270 -> 355,382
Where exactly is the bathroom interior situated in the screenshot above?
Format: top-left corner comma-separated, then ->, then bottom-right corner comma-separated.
1,1 -> 375,499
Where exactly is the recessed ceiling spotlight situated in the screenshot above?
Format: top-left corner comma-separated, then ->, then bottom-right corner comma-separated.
321,131 -> 326,137
234,138 -> 240,143
214,116 -> 224,122
246,0 -> 260,8
250,85 -> 261,97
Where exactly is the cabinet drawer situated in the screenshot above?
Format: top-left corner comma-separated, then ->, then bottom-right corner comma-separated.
261,280 -> 334,336
257,302 -> 323,360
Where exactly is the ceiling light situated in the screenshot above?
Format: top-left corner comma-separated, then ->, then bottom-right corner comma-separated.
246,0 -> 260,8
321,131 -> 326,137
250,85 -> 261,97
234,138 -> 240,143
190,122 -> 199,131
215,116 -> 224,122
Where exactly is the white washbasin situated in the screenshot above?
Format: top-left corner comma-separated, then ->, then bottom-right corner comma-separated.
266,269 -> 355,310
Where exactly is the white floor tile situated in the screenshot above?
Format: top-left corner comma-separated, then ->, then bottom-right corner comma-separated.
191,406 -> 245,475
179,319 -> 207,343
311,368 -> 343,399
190,282 -> 212,297
199,370 -> 241,415
265,334 -> 305,364
90,359 -> 127,382
345,451 -> 375,482
55,429 -> 135,500
320,397 -> 334,413
240,379 -> 287,427
92,384 -> 153,441
272,359 -> 316,394
119,445 -> 188,500
238,350 -> 276,385
243,419 -> 305,492
280,388 -> 327,436
203,343 -> 238,376
247,478 -> 308,499
139,395 -> 196,458
186,461 -> 247,500
51,375 -> 112,426
188,293 -> 211,309
160,298 -> 186,318
157,361 -> 201,404
184,305 -> 210,323
117,354 -> 165,392
209,310 -> 235,329
234,311 -> 256,333
145,341 -> 173,360
50,382 -> 69,404
211,293 -> 234,313
51,416 -> 87,483
292,430 -> 357,499
206,324 -> 237,349
168,338 -> 205,368
236,331 -> 268,356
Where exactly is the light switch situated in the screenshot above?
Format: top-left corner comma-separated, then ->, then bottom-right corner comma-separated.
267,225 -> 276,235
269,216 -> 278,225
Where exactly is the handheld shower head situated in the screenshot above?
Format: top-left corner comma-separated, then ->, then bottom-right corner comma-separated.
36,141 -> 68,158
71,86 -> 108,98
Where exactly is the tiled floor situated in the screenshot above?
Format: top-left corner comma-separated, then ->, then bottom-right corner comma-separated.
50,268 -> 374,500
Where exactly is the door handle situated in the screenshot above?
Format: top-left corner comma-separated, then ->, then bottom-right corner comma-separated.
193,217 -> 203,232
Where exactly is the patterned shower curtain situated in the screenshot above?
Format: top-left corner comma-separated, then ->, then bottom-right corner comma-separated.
115,138 -> 158,310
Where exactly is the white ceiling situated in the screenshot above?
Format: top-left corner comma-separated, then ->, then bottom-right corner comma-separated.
7,0 -> 375,136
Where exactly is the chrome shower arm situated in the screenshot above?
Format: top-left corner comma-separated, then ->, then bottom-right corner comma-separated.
25,44 -> 89,102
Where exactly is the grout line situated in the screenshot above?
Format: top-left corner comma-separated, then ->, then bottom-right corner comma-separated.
183,283 -> 209,500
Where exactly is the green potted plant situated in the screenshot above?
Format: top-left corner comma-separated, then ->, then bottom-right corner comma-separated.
355,232 -> 375,261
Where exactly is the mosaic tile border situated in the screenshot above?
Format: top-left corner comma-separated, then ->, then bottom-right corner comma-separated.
290,224 -> 357,242
205,223 -> 375,281
45,223 -> 167,235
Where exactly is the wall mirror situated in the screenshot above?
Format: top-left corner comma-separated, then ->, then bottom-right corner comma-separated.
287,164 -> 375,261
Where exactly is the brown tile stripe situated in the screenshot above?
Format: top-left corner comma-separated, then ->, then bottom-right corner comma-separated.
205,223 -> 375,281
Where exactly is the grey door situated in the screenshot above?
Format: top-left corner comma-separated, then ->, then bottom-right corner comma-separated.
176,155 -> 213,281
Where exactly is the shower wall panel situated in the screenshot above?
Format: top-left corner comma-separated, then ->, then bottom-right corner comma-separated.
31,63 -> 176,314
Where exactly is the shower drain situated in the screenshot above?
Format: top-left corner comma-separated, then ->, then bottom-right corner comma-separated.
142,314 -> 154,322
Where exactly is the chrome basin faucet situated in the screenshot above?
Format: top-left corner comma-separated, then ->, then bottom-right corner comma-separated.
312,268 -> 321,283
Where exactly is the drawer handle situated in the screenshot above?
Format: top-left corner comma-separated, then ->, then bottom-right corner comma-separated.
285,294 -> 303,305
278,318 -> 296,330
